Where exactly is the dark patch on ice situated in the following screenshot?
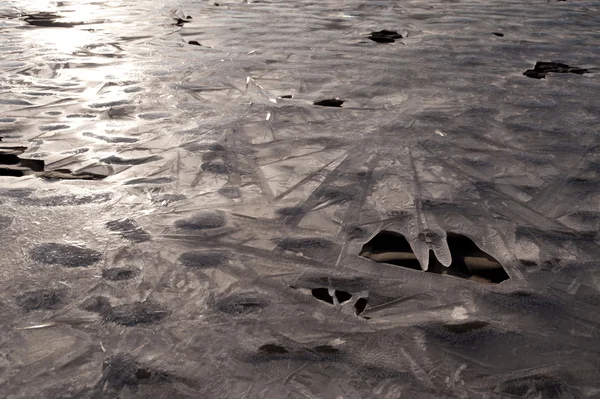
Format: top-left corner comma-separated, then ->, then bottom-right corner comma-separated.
218,186 -> 241,199
312,345 -> 340,355
138,112 -> 171,120
66,113 -> 96,118
279,94 -> 293,99
15,288 -> 66,311
277,236 -> 341,263
516,226 -> 596,242
201,161 -> 233,174
83,132 -> 138,143
0,118 -> 17,123
498,375 -> 576,399
100,354 -> 169,392
31,243 -> 102,267
22,192 -> 112,207
106,219 -> 151,243
102,267 -> 138,281
39,124 -> 70,131
258,344 -> 288,355
215,293 -> 270,315
179,251 -> 229,268
360,231 -> 509,284
315,185 -> 357,203
124,177 -> 174,185
368,30 -> 403,43
89,100 -> 131,108
443,321 -> 489,334
109,301 -> 167,326
124,86 -> 143,93
22,12 -> 87,28
188,40 -> 201,46
314,98 -> 344,107
38,169 -> 107,181
175,210 -> 226,230
101,155 -> 161,166
45,111 -> 62,115
492,32 -> 504,37
523,61 -> 588,79
276,206 -> 306,217
0,99 -> 33,106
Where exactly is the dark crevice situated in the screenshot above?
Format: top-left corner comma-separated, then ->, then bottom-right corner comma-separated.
334,290 -> 352,304
360,230 -> 509,284
355,297 -> 368,315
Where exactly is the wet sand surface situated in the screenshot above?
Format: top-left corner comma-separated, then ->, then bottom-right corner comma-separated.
1,0 -> 600,397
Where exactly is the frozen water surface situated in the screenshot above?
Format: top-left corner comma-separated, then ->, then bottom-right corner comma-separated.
1,0 -> 599,397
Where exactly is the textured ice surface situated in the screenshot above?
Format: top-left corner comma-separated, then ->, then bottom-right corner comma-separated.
1,0 -> 600,398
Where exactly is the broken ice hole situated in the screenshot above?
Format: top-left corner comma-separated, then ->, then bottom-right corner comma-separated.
368,30 -> 403,43
309,288 -> 367,316
360,231 -> 509,284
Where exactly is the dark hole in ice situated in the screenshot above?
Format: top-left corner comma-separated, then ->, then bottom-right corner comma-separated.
175,210 -> 226,230
492,32 -> 504,37
0,168 -> 23,177
360,231 -> 422,270
311,288 -> 334,304
179,251 -> 228,268
0,153 -> 20,165
259,344 -> 288,354
443,321 -> 489,334
215,293 -> 270,315
523,61 -> 589,79
174,17 -> 192,26
102,267 -> 137,281
368,30 -> 403,43
279,95 -> 293,99
335,290 -> 352,303
360,231 -> 509,284
355,297 -> 367,315
106,219 -> 151,243
314,98 -> 344,107
218,186 -> 241,199
15,288 -> 65,311
30,243 -> 102,267
109,301 -> 167,326
188,40 -> 201,46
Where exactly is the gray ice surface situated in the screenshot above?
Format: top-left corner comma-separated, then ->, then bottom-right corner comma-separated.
1,0 -> 600,398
